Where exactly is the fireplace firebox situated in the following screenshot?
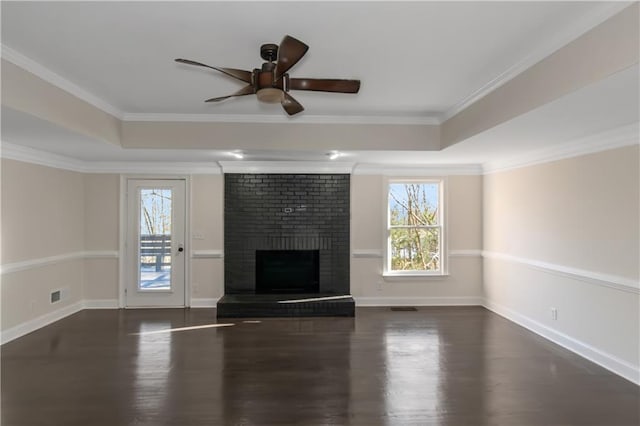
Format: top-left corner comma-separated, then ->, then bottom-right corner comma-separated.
256,250 -> 320,294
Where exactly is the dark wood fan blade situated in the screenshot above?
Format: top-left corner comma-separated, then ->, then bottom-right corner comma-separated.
289,78 -> 360,93
175,58 -> 252,83
205,85 -> 255,102
281,92 -> 304,115
274,35 -> 309,80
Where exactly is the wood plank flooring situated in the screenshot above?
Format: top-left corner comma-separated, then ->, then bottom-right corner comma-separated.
2,307 -> 638,425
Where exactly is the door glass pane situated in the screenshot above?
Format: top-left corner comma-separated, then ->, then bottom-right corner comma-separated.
139,189 -> 172,291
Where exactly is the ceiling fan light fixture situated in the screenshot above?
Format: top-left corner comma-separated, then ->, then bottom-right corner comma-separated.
256,88 -> 284,103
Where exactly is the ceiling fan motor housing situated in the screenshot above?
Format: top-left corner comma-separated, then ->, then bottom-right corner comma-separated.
260,43 -> 278,62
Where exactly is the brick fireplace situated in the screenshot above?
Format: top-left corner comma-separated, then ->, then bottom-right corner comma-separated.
217,173 -> 354,317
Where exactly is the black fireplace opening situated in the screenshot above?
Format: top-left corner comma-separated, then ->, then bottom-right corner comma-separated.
256,250 -> 320,294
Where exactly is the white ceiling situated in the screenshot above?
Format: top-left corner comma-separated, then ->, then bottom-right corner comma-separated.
0,1 -> 638,166
1,1 -> 625,118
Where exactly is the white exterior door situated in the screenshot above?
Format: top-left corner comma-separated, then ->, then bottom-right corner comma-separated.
125,179 -> 186,307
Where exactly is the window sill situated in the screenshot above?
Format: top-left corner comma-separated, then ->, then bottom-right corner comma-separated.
382,273 -> 450,281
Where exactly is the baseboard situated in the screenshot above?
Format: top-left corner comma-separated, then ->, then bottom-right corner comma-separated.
190,298 -> 218,308
1,301 -> 84,345
483,298 -> 640,385
84,299 -> 119,309
355,296 -> 482,307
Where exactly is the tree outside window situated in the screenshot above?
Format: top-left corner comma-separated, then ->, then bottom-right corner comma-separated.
387,181 -> 443,273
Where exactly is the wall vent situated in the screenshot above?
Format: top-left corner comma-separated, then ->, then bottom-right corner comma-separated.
50,290 -> 61,304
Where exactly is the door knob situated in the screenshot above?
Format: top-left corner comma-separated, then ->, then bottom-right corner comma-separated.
178,244 -> 184,253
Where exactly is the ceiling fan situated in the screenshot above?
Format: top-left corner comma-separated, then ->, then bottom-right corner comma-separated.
175,35 -> 361,116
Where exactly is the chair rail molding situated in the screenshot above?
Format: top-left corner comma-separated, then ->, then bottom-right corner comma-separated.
482,250 -> 639,294
1,250 -> 119,275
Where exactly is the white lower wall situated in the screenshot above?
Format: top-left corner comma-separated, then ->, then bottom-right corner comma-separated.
483,255 -> 639,384
1,258 -> 85,334
190,257 -> 224,307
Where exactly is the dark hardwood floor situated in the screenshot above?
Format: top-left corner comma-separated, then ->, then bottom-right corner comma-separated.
2,307 -> 638,425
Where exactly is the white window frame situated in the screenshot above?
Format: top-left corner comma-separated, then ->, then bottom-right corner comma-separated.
383,178 -> 447,277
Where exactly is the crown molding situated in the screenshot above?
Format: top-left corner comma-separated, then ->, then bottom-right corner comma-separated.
86,161 -> 222,175
440,2 -> 634,122
483,122 -> 639,174
0,141 -> 222,174
218,161 -> 355,174
353,163 -> 483,176
5,117 -> 635,176
122,113 -> 440,126
0,142 -> 481,176
1,44 -> 123,119
1,141 -> 87,172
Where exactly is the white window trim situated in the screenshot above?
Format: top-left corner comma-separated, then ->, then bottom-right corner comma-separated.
383,177 -> 448,277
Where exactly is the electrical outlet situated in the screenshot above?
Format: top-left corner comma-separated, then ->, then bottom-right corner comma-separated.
550,308 -> 558,320
376,280 -> 383,291
30,300 -> 36,312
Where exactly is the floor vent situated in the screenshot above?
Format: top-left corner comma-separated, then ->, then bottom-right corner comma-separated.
50,290 -> 61,304
390,307 -> 417,311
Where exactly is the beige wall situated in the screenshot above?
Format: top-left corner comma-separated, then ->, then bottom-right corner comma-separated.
122,121 -> 441,151
484,146 -> 639,278
190,175 -> 224,301
483,145 -> 639,378
84,174 -> 119,251
1,159 -> 85,330
2,159 -> 85,262
350,174 -> 483,302
84,174 -> 120,302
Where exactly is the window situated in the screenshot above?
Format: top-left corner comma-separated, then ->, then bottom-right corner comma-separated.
386,180 -> 445,275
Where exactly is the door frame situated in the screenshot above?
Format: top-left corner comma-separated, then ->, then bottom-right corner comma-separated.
118,175 -> 191,308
